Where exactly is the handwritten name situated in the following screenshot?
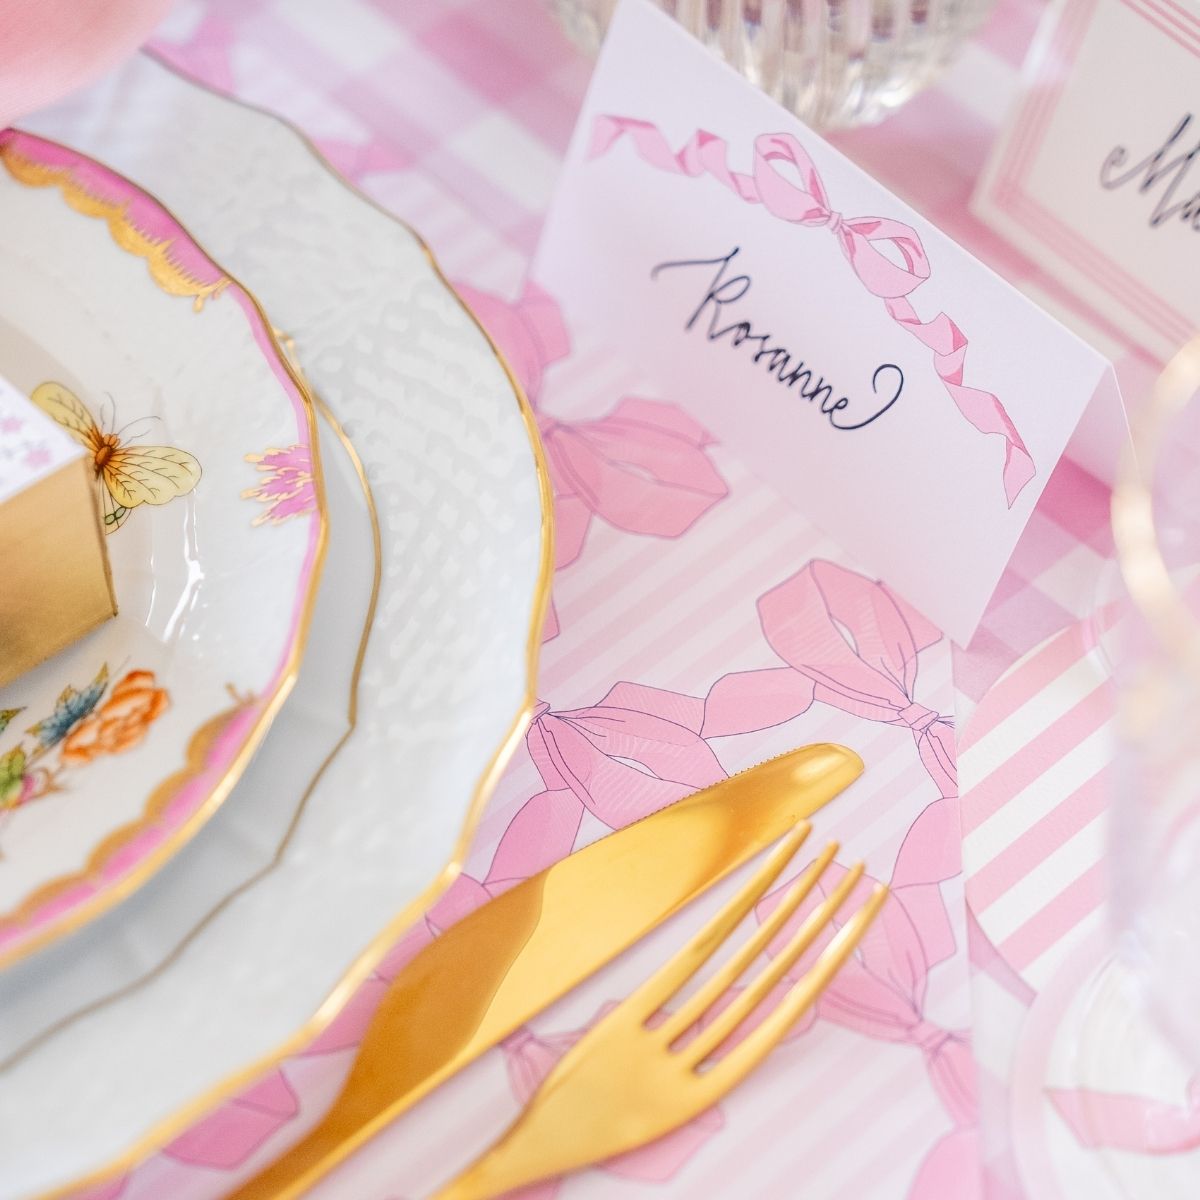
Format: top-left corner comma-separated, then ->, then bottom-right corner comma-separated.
1100,113 -> 1200,232
651,247 -> 902,431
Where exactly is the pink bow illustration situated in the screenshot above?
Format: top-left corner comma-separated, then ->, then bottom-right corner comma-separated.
454,281 -> 570,407
536,396 -> 728,641
457,282 -> 730,642
757,559 -> 956,797
757,862 -> 975,1122
699,560 -> 953,795
756,860 -> 978,1199
588,116 -> 1035,507
892,815 -> 985,1200
160,1069 -> 300,1171
1050,1075 -> 1200,1155
540,396 -> 729,565
487,556 -> 956,894
484,672 -> 815,889
890,796 -> 962,979
485,686 -> 728,887
526,690 -> 727,822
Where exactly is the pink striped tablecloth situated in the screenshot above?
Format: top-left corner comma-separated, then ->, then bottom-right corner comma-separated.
57,1 -> 1172,1197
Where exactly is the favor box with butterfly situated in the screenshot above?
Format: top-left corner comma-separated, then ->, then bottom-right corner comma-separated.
0,373 -> 118,687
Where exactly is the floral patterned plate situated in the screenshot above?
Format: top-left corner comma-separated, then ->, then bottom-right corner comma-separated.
0,131 -> 325,968
0,57 -> 549,1200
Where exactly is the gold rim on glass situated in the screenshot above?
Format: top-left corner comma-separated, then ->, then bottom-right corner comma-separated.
30,54 -> 555,1200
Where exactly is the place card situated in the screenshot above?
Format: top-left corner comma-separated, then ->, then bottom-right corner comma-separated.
532,0 -> 1126,645
974,0 -> 1200,362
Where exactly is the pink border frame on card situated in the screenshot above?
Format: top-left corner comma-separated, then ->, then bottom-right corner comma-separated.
991,0 -> 1199,348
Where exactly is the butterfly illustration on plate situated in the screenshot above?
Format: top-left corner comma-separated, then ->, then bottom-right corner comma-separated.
31,382 -> 201,532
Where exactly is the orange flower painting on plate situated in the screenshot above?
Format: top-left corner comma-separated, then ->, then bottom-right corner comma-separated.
0,664 -> 171,813
60,670 -> 170,764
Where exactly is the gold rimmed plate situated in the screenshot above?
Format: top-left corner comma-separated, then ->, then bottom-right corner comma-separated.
2,56 -> 551,1200
0,130 -> 326,970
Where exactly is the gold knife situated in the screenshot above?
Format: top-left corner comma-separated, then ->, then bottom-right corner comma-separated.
230,742 -> 864,1200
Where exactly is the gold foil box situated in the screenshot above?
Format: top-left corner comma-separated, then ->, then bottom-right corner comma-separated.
0,373 -> 116,688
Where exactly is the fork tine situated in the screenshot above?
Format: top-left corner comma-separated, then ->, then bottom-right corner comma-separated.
659,841 -> 839,1044
682,861 -> 866,1065
696,885 -> 889,1087
626,822 -> 812,1018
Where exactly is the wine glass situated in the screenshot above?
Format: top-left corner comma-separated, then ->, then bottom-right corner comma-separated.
549,0 -> 996,130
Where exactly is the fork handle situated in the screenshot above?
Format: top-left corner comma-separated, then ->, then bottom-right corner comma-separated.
429,1143 -> 534,1200
427,1089 -> 585,1200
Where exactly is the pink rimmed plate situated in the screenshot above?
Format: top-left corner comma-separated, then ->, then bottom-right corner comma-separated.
1,55 -> 547,1200
0,131 -> 325,967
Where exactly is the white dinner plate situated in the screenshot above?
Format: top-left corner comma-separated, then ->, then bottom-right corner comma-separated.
0,55 -> 551,1198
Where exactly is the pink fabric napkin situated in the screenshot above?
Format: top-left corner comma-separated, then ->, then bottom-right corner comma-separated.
0,0 -> 172,128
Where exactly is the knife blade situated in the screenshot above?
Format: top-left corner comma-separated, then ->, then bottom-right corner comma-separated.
230,742 -> 863,1200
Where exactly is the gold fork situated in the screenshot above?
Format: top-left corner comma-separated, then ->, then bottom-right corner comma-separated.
431,826 -> 888,1200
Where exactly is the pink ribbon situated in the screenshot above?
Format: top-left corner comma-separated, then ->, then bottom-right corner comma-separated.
588,116 -> 1035,507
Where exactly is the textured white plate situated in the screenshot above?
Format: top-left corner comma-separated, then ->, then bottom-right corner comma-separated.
0,56 -> 550,1198
0,130 -> 324,969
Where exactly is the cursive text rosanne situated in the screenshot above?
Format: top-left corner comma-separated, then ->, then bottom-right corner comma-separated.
651,247 -> 903,431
